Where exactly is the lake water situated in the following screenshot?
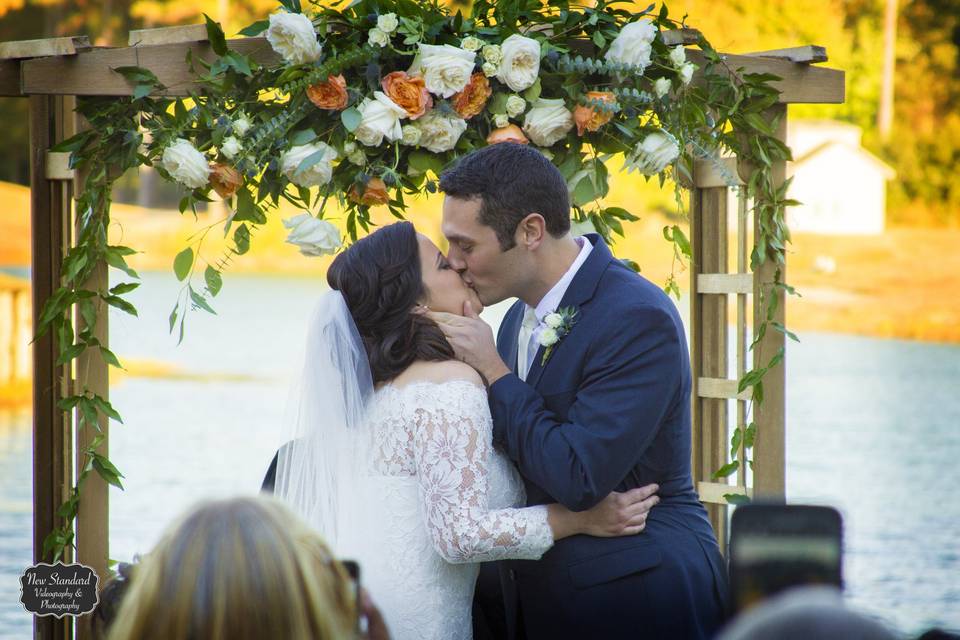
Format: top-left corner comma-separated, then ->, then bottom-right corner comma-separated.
1,272 -> 959,637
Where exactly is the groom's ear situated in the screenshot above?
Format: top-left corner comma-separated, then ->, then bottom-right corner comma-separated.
516,213 -> 546,251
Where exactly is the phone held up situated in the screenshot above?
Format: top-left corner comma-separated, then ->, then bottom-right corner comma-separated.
729,504 -> 843,614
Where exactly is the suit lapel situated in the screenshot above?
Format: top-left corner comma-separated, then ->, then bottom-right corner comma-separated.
525,234 -> 615,389
497,300 -> 525,375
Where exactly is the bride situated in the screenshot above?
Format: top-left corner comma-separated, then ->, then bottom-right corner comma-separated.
274,221 -> 657,640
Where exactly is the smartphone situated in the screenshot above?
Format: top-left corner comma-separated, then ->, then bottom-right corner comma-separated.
729,504 -> 843,613
341,560 -> 364,636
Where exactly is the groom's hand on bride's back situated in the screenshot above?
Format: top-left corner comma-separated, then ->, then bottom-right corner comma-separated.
425,301 -> 511,384
580,484 -> 660,537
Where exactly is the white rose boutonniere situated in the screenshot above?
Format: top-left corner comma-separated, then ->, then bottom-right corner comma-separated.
496,34 -> 541,92
282,213 -> 341,257
266,12 -> 322,65
161,138 -> 210,190
538,306 -> 579,365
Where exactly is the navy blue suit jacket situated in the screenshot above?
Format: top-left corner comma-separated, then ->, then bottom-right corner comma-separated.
488,235 -> 728,639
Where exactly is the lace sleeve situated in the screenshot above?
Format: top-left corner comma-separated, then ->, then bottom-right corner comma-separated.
411,382 -> 554,564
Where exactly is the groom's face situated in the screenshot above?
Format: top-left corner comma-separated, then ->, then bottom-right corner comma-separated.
442,196 -> 522,306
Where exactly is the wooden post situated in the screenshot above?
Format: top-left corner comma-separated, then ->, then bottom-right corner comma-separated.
751,105 -> 788,499
30,94 -> 73,640
690,185 -> 730,543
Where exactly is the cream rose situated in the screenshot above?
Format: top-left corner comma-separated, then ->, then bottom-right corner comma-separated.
232,116 -> 251,136
266,12 -> 322,65
493,113 -> 509,128
161,138 -> 210,189
482,44 -> 503,65
679,62 -> 697,85
401,124 -> 422,146
538,328 -> 559,347
412,44 -> 477,98
544,313 -> 563,329
220,136 -> 242,160
669,45 -> 686,67
415,111 -> 468,153
461,36 -> 483,52
626,130 -> 680,175
496,34 -> 541,92
605,20 -> 656,71
368,27 -> 389,48
354,92 -> 407,147
506,95 -> 527,118
280,141 -> 337,188
282,213 -> 341,257
377,13 -> 398,33
522,98 -> 574,147
482,62 -> 498,77
654,77 -> 671,98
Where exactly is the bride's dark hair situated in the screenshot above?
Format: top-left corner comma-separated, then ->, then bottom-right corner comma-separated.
327,221 -> 455,384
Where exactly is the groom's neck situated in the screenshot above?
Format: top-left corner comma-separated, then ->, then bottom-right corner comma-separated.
520,235 -> 583,308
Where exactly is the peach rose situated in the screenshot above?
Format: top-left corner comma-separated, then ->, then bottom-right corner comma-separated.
452,72 -> 492,120
209,163 -> 243,198
380,71 -> 432,120
486,124 -> 529,145
306,75 -> 348,111
348,177 -> 390,206
574,91 -> 617,136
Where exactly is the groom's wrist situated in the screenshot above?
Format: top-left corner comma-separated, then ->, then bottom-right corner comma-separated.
482,361 -> 511,386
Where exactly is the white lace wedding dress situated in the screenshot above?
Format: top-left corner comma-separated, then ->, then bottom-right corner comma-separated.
349,379 -> 554,640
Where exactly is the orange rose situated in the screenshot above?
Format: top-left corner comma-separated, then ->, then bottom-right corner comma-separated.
574,91 -> 617,136
348,177 -> 390,207
452,73 -> 492,120
486,124 -> 529,146
209,163 -> 243,199
381,71 -> 432,120
306,74 -> 348,111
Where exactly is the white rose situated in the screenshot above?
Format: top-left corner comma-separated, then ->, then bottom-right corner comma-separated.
544,313 -> 563,329
377,13 -> 398,33
415,111 -> 468,153
161,138 -> 210,189
605,20 -> 656,71
282,213 -> 341,257
280,141 -> 337,188
413,44 -> 477,98
505,95 -> 527,118
232,116 -> 251,137
626,130 -> 680,175
679,62 -> 697,85
496,34 -> 541,92
266,12 -> 322,65
220,136 -> 242,160
493,113 -> 509,128
461,36 -> 483,52
482,44 -> 502,65
368,27 -> 390,48
669,45 -> 686,67
482,62 -> 498,77
522,98 -> 574,147
654,77 -> 671,98
401,124 -> 422,146
538,328 -> 559,347
354,92 -> 407,147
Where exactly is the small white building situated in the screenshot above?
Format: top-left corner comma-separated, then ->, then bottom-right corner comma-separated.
785,120 -> 895,235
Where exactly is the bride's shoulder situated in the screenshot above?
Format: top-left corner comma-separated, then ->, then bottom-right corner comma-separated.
390,359 -> 483,390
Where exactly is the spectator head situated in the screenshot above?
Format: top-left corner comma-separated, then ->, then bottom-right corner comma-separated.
107,496 -> 355,640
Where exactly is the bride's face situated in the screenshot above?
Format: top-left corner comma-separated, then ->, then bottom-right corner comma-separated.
417,234 -> 484,315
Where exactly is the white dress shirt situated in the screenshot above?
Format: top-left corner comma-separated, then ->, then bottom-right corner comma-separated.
517,236 -> 593,380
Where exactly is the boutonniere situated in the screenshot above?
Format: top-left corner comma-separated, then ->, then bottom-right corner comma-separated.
538,306 -> 579,365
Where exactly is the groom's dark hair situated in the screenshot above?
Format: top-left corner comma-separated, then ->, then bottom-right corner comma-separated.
439,143 -> 571,250
327,221 -> 455,384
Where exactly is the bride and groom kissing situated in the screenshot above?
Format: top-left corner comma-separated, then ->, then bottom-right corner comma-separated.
271,143 -> 728,640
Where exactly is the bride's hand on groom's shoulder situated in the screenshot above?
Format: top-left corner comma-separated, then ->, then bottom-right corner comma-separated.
579,484 -> 660,537
425,302 -> 510,384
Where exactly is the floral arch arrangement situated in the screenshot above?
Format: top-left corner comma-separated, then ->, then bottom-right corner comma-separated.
40,0 -> 795,560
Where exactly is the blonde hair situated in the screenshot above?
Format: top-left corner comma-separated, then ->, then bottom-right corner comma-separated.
107,496 -> 355,640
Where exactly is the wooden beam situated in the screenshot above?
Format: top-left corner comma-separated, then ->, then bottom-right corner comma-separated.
22,38 -> 279,96
45,152 -> 75,181
0,59 -> 21,97
693,158 -> 744,188
745,45 -> 829,64
697,273 -> 753,295
662,28 -> 702,46
687,49 -> 844,104
698,481 -> 753,505
129,24 -> 208,47
698,377 -> 752,401
0,36 -> 90,60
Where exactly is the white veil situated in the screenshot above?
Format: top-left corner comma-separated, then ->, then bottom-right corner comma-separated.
274,290 -> 375,552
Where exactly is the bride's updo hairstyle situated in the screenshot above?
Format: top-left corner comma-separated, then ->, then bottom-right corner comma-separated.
327,221 -> 454,384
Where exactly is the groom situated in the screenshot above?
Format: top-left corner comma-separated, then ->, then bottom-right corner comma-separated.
430,144 -> 728,639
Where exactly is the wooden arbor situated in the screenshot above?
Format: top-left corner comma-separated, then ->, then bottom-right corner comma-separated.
0,27 -> 843,640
